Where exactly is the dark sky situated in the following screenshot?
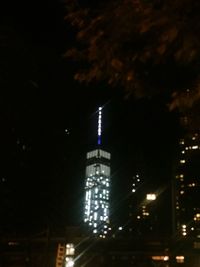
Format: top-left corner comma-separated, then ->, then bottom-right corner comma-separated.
0,0 -> 180,234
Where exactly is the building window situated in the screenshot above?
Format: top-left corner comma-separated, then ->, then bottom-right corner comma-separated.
176,256 -> 184,263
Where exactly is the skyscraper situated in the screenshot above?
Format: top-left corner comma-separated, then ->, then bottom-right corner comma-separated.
175,131 -> 200,238
84,107 -> 111,237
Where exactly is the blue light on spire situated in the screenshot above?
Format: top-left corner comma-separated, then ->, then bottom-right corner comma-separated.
98,107 -> 102,145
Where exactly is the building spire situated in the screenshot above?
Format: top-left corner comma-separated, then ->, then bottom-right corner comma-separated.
98,106 -> 102,145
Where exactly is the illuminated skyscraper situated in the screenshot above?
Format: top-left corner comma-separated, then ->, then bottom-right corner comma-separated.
84,107 -> 111,237
175,131 -> 200,238
174,101 -> 200,238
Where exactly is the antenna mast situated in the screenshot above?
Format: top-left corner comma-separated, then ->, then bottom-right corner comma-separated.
98,107 -> 102,145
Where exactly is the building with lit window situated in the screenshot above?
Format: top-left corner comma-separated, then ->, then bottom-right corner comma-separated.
84,107 -> 111,237
175,131 -> 200,238
126,173 -> 159,237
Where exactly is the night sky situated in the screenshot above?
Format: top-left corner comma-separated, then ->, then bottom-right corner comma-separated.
0,0 -> 180,234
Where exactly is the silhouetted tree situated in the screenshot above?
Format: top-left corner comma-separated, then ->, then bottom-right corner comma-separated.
65,0 -> 200,117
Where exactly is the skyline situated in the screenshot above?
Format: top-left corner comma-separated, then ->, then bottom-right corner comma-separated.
1,0 -> 181,234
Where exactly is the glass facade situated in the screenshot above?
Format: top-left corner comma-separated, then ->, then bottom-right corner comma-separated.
84,149 -> 111,237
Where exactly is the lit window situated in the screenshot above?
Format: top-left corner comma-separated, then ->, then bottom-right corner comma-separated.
180,160 -> 185,164
118,226 -> 123,231
152,256 -> 169,261
65,257 -> 74,267
176,256 -> 184,263
94,212 -> 97,220
66,244 -> 75,256
192,145 -> 198,149
146,194 -> 156,201
194,214 -> 200,221
179,139 -> 184,145
132,189 -> 136,193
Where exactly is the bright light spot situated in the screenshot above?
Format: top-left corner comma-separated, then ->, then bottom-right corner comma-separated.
118,226 -> 123,231
132,189 -> 136,193
192,145 -> 198,149
146,194 -> 156,201
176,256 -> 184,263
180,139 -> 184,145
180,160 -> 185,164
65,259 -> 74,267
65,129 -> 70,134
66,244 -> 75,256
152,256 -> 169,261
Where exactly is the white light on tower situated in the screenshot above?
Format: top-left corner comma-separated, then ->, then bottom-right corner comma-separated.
84,106 -> 111,237
146,194 -> 156,201
98,106 -> 102,145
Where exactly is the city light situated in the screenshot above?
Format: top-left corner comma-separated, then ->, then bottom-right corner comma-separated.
84,149 -> 111,236
146,194 -> 156,201
65,258 -> 74,267
176,256 -> 184,263
66,244 -> 75,256
152,256 -> 169,261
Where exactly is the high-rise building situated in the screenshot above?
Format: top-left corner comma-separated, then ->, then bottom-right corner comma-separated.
84,107 -> 111,237
175,131 -> 200,238
127,173 -> 158,237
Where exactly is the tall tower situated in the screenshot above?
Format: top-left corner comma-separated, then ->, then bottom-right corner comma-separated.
175,132 -> 200,238
84,107 -> 111,237
174,97 -> 200,238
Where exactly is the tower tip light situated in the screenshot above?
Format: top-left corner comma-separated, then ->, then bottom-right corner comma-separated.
97,107 -> 102,145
